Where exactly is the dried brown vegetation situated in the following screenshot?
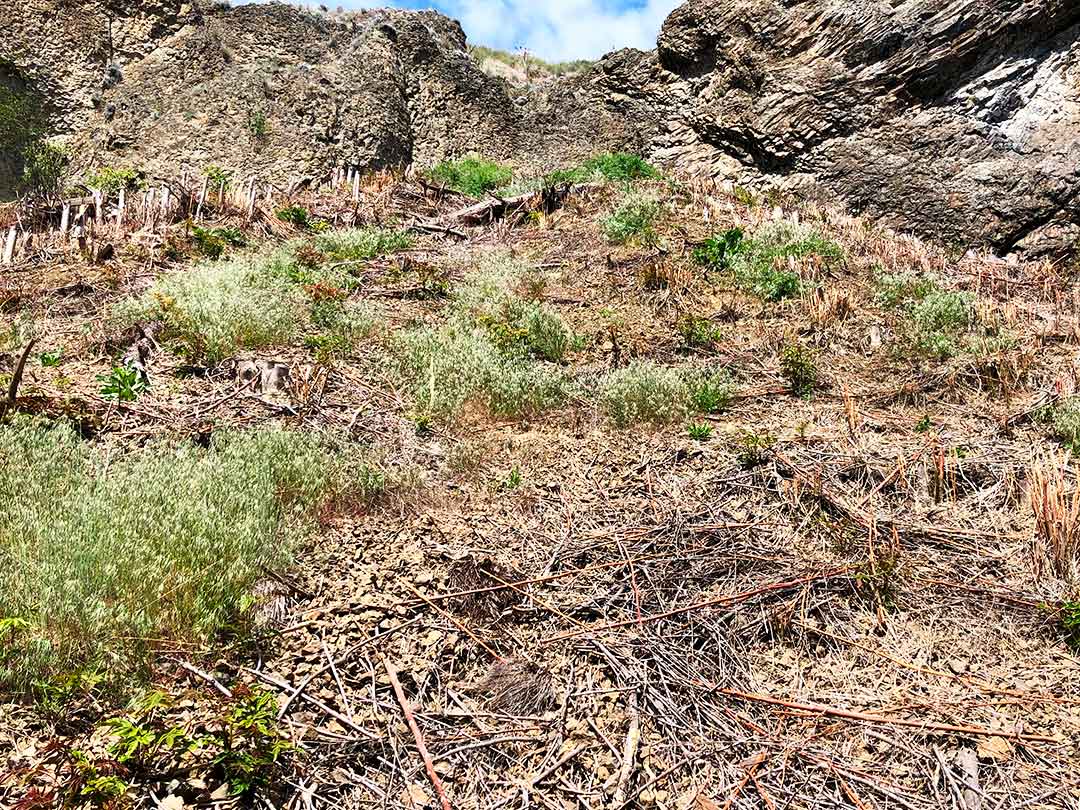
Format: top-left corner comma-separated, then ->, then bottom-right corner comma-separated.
2,168 -> 1080,810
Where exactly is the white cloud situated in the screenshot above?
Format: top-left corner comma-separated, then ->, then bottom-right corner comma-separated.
431,0 -> 682,61
238,1 -> 682,62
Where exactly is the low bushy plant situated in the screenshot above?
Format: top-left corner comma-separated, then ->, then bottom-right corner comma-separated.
687,368 -> 735,413
698,224 -> 842,302
87,166 -> 144,195
601,195 -> 662,245
910,289 -> 974,358
601,361 -> 688,427
428,156 -> 511,197
113,255 -> 305,363
780,342 -> 818,397
0,419 -> 369,690
1051,398 -> 1080,454
314,227 -> 412,262
396,323 -> 570,419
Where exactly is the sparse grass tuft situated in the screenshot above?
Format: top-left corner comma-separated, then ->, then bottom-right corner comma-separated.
0,419 -> 374,690
429,156 -> 511,198
601,195 -> 662,245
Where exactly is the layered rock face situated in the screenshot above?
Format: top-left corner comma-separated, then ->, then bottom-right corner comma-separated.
2,0 -> 1077,254
0,1 -> 570,188
644,0 -> 1080,254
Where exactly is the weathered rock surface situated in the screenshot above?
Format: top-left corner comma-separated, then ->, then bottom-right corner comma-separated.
2,0 -> 1078,254
637,0 -> 1080,254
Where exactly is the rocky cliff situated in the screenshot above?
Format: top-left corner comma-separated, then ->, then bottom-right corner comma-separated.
642,0 -> 1080,255
2,0 -> 1078,255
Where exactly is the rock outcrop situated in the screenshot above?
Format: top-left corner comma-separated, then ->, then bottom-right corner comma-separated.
2,0 -> 1078,255
637,0 -> 1080,255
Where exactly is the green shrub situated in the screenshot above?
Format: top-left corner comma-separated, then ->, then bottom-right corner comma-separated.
191,225 -> 247,259
428,156 -> 512,198
687,369 -> 735,413
910,290 -> 974,358
114,256 -> 304,364
693,228 -> 745,270
0,419 -> 369,690
699,224 -> 843,302
601,195 -> 662,245
21,141 -> 69,197
276,204 -> 325,231
314,227 -> 412,262
1051,398 -> 1080,454
780,342 -> 817,397
395,323 -> 569,419
734,429 -> 775,467
87,166 -> 144,195
678,315 -> 722,350
1061,601 -> 1080,651
874,270 -> 937,309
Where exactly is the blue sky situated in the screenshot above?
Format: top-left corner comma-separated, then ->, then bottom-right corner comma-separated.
240,1 -> 682,61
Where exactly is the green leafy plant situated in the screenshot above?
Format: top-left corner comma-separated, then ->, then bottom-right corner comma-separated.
601,195 -> 662,245
39,349 -> 62,367
678,315 -> 722,350
1050,397 -> 1080,454
734,429 -> 775,468
688,423 -> 713,441
98,365 -> 147,402
780,342 -> 817,398
247,106 -> 269,140
428,156 -> 512,197
205,164 -> 232,188
1060,601 -> 1080,650
276,204 -> 325,231
687,369 -> 735,414
692,228 -> 744,270
503,466 -> 523,490
699,224 -> 842,302
87,166 -> 144,195
212,687 -> 294,796
191,225 -> 247,259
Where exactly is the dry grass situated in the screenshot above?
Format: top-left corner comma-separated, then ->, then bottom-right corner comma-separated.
3,168 -> 1080,810
1029,452 -> 1080,582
